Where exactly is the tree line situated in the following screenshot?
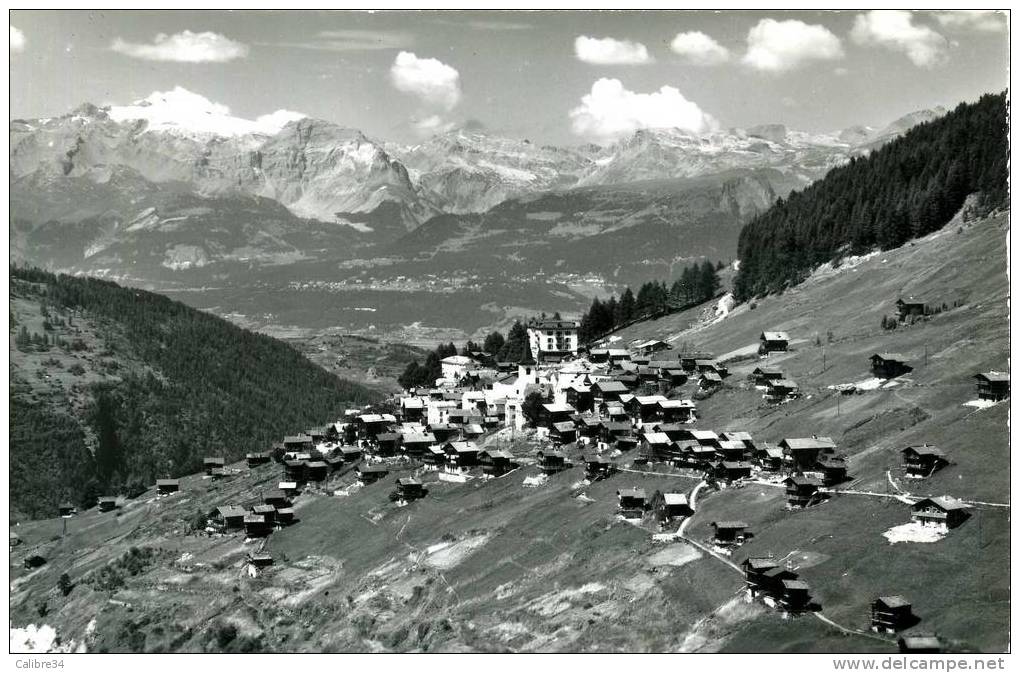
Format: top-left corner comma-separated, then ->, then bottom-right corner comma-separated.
10,266 -> 381,518
578,260 -> 723,343
734,92 -> 1008,301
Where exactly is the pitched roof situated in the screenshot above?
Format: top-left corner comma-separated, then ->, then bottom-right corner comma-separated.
872,352 -> 909,363
901,444 -> 945,458
662,493 -> 688,506
643,432 -> 672,444
782,579 -> 810,591
976,371 -> 1010,383
552,421 -> 577,432
743,557 -> 778,570
913,495 -> 968,511
617,488 -> 646,499
217,506 -> 246,518
761,331 -> 790,341
780,437 -> 837,451
712,520 -> 748,529
876,595 -> 911,609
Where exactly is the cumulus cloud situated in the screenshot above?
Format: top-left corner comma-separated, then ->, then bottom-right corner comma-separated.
933,10 -> 1006,33
569,78 -> 717,141
574,35 -> 653,65
10,26 -> 25,52
851,11 -> 948,68
107,87 -> 304,137
412,115 -> 455,136
670,31 -> 730,65
742,18 -> 844,72
111,30 -> 248,63
390,51 -> 462,110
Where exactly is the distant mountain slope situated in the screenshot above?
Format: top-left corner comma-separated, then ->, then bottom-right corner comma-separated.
734,93 -> 1007,300
382,168 -> 805,286
9,267 -> 381,518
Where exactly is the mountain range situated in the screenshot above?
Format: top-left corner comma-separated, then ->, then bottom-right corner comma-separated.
9,89 -> 947,337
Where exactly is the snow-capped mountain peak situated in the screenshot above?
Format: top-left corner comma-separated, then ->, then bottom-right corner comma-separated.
106,86 -> 306,139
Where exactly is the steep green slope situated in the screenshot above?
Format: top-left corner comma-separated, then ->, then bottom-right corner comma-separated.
9,267 -> 381,518
609,212 -> 1009,651
735,92 -> 1007,299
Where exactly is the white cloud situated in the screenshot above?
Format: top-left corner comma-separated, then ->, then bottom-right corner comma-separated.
412,115 -> 455,136
390,51 -> 462,110
933,10 -> 1006,32
107,87 -> 304,137
670,31 -> 730,65
574,35 -> 653,65
111,30 -> 248,63
851,11 -> 948,68
834,66 -> 849,76
10,26 -> 26,52
742,18 -> 844,72
569,78 -> 717,141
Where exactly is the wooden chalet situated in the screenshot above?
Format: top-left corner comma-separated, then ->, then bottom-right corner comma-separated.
279,480 -> 299,495
248,552 -> 274,568
699,371 -> 723,390
779,437 -> 837,471
395,477 -> 426,502
751,367 -> 784,387
714,460 -> 753,482
203,457 -> 225,475
695,360 -> 729,377
816,455 -> 848,485
896,296 -> 935,321
759,331 -> 790,355
340,445 -> 363,462
871,353 -> 912,379
251,504 -> 277,526
650,490 -> 691,522
617,488 -> 647,518
59,503 -> 76,517
640,431 -> 674,463
629,395 -> 668,423
679,352 -> 714,373
911,496 -> 969,530
156,479 -> 180,496
901,445 -> 949,478
428,423 -> 459,443
765,378 -> 800,402
551,421 -> 578,445
592,380 -> 631,405
784,475 -> 824,508
600,421 -> 633,443
741,557 -> 779,594
263,489 -> 291,508
756,445 -> 784,472
212,505 -> 246,529
711,521 -> 750,544
284,459 -> 307,483
634,339 -> 670,356
539,402 -> 576,428
400,431 -> 435,458
246,452 -> 272,468
615,436 -> 640,453
443,441 -> 481,472
480,449 -> 516,477
537,449 -> 570,475
975,372 -> 1010,401
401,396 -> 426,422
871,596 -> 915,633
780,579 -> 812,611
720,431 -> 755,451
275,508 -> 295,525
98,496 -> 118,512
422,445 -> 447,469
355,414 -> 396,440
357,464 -> 390,484
373,432 -> 401,456
564,383 -> 595,413
283,434 -> 314,452
243,513 -> 271,537
717,439 -> 749,461
583,455 -> 615,481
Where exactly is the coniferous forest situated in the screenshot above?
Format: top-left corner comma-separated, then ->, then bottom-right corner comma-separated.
10,266 -> 381,517
733,92 -> 1008,301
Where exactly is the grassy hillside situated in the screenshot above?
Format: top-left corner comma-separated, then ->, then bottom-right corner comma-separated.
9,268 -> 381,518
8,214 -> 1008,654
609,212 -> 1009,651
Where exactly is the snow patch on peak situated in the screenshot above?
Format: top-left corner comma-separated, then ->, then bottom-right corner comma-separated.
107,87 -> 305,138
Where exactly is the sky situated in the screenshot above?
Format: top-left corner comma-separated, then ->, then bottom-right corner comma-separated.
8,9 -> 1010,145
